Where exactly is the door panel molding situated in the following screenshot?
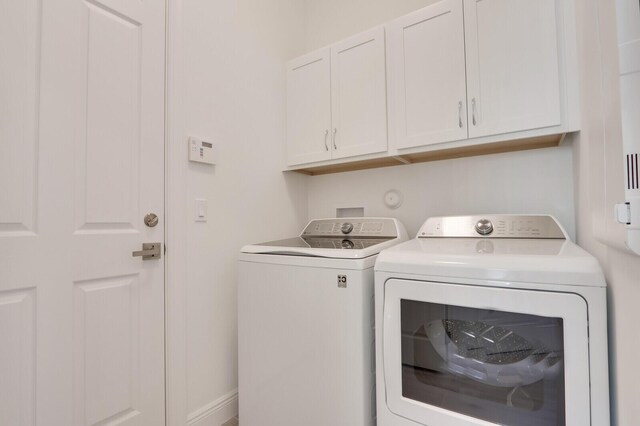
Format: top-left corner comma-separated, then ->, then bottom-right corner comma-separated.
0,288 -> 36,426
74,2 -> 142,233
0,0 -> 42,236
73,275 -> 141,426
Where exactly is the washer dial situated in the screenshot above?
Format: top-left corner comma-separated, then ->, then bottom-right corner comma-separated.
341,222 -> 354,234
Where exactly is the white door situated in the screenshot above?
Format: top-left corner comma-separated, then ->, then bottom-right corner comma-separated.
330,27 -> 388,159
464,0 -> 562,138
0,0 -> 166,425
286,49 -> 332,166
387,0 -> 468,149
382,280 -> 591,426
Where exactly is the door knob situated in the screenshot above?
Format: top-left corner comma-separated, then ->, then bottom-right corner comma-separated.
132,242 -> 162,260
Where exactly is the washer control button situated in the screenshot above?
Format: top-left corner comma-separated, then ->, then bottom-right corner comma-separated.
475,219 -> 494,236
341,222 -> 354,234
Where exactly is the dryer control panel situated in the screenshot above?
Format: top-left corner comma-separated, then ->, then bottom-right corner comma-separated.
418,215 -> 567,239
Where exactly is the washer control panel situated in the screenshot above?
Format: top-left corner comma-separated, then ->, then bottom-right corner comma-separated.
419,215 -> 566,239
302,218 -> 398,238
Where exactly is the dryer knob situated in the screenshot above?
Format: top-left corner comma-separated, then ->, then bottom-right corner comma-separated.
475,219 -> 494,236
341,222 -> 354,234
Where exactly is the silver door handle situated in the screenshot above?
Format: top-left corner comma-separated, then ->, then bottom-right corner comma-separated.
458,101 -> 463,128
324,129 -> 329,151
332,128 -> 337,149
471,98 -> 477,126
132,242 -> 162,260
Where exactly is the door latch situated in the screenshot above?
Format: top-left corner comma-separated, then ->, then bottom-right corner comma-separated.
132,242 -> 162,260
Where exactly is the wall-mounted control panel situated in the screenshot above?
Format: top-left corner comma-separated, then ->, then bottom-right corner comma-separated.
189,136 -> 216,165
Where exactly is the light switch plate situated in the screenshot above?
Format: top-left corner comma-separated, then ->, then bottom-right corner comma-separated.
195,199 -> 208,222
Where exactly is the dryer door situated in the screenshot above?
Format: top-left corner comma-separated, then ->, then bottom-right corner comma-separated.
382,279 -> 590,426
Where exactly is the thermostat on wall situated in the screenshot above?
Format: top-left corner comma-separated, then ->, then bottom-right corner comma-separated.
188,136 -> 216,165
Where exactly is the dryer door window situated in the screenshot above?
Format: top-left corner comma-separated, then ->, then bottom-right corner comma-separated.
383,279 -> 591,426
401,300 -> 564,425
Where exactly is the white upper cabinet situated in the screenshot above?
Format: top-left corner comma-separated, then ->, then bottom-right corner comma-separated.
286,0 -> 578,173
464,0 -> 562,138
286,49 -> 332,165
331,27 -> 387,160
387,0 -> 468,149
387,0 -> 568,151
286,28 -> 387,166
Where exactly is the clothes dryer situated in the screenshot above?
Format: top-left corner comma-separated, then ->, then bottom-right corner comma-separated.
375,215 -> 609,426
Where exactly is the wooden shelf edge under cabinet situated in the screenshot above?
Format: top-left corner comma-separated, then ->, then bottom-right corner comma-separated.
287,134 -> 564,176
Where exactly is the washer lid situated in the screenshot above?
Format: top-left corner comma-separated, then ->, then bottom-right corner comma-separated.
241,217 -> 409,259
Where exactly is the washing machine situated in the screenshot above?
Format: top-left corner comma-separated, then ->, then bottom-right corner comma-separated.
238,217 -> 408,426
374,215 -> 610,426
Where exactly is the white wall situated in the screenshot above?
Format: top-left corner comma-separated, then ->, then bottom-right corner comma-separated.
573,0 -> 640,424
308,145 -> 576,238
169,1 -> 308,424
304,0 -> 439,51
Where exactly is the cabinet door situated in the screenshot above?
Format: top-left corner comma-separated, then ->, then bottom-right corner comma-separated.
286,49 -> 332,166
330,27 -> 388,159
387,1 -> 467,150
464,0 -> 562,138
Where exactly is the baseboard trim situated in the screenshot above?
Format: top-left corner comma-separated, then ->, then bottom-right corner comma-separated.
187,389 -> 239,426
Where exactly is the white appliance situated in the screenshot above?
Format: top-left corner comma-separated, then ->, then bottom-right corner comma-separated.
238,217 -> 408,426
375,215 -> 610,426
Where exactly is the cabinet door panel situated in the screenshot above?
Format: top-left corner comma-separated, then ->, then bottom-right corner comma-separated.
388,0 -> 467,150
286,49 -> 332,166
331,27 -> 387,159
464,0 -> 562,138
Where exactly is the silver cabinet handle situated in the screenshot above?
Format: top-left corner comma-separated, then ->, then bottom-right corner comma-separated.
132,242 -> 161,260
458,101 -> 463,128
332,128 -> 337,149
324,129 -> 329,151
472,98 -> 477,126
